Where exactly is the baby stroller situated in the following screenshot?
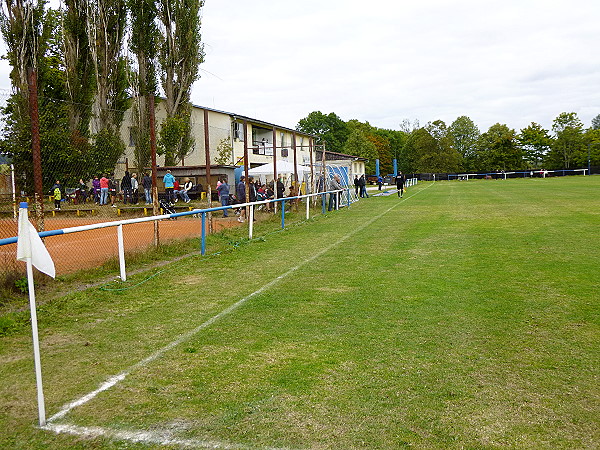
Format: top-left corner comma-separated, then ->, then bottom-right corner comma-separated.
159,199 -> 176,216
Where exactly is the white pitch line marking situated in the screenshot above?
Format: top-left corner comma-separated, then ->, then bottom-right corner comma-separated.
44,422 -> 288,449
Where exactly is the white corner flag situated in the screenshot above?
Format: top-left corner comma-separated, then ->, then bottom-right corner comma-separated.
17,202 -> 55,278
16,202 -> 54,427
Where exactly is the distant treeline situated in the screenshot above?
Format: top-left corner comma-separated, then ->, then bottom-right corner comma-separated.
296,112 -> 600,175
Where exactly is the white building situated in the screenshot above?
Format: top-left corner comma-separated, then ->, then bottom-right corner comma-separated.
119,101 -> 366,194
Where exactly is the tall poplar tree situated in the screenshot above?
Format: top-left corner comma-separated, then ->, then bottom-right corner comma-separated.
128,0 -> 159,172
63,0 -> 94,137
0,1 -> 66,191
82,0 -> 129,176
87,0 -> 128,134
157,0 -> 204,166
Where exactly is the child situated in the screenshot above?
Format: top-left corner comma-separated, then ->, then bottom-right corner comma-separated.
52,180 -> 62,210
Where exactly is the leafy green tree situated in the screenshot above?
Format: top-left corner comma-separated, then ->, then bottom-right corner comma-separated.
90,127 -> 125,175
296,111 -> 349,154
0,0 -> 49,166
343,128 -> 377,173
128,0 -> 159,172
448,116 -> 479,171
84,0 -> 129,177
518,122 -> 552,169
579,128 -> 600,168
547,112 -> 585,169
0,3 -> 90,192
157,114 -> 194,166
63,0 -> 95,137
369,132 -> 393,175
157,0 -> 204,165
214,137 -> 233,165
87,0 -> 129,133
476,123 -> 523,172
375,128 -> 407,173
403,128 -> 435,172
591,114 -> 600,130
413,121 -> 461,173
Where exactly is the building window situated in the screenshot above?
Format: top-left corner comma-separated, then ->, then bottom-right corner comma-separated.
233,122 -> 244,141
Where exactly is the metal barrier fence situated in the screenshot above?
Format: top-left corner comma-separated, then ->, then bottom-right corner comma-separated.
1,189 -> 354,284
444,169 -> 588,181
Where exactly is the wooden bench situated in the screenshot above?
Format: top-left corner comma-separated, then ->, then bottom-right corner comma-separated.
51,208 -> 96,217
116,206 -> 151,216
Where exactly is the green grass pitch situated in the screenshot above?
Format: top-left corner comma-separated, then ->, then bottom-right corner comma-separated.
1,176 -> 599,448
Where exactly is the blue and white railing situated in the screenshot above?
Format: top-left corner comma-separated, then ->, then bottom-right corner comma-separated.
1,189 -> 354,282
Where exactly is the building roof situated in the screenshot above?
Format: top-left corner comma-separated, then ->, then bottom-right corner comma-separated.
188,101 -> 316,139
315,149 -> 369,162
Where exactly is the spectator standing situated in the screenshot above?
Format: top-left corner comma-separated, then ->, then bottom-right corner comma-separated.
377,175 -> 383,190
248,177 -> 257,202
52,180 -> 62,210
142,173 -> 152,204
131,173 -> 139,204
121,171 -> 132,204
99,174 -> 109,205
108,173 -> 118,207
92,176 -> 101,204
163,170 -> 175,203
236,175 -> 246,222
328,174 -> 343,211
248,177 -> 257,220
359,175 -> 368,198
216,177 -> 230,217
354,175 -> 360,196
276,178 -> 285,199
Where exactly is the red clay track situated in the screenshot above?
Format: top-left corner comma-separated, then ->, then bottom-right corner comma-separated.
1,216 -> 240,275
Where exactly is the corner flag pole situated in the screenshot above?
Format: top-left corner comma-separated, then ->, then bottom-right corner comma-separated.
16,202 -> 56,427
26,248 -> 46,426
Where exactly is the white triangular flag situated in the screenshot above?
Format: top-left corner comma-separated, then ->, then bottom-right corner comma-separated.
16,204 -> 55,278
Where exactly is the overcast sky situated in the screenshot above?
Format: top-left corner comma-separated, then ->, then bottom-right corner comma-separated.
1,0 -> 599,134
193,0 -> 600,133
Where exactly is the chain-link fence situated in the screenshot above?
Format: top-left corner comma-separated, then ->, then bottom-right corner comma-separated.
0,87 -> 348,297
0,86 -> 217,293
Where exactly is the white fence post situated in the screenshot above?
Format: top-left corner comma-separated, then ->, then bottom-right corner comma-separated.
249,205 -> 254,240
117,224 -> 126,281
306,195 -> 310,220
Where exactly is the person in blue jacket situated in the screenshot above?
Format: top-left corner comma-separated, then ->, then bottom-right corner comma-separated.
163,170 -> 175,203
